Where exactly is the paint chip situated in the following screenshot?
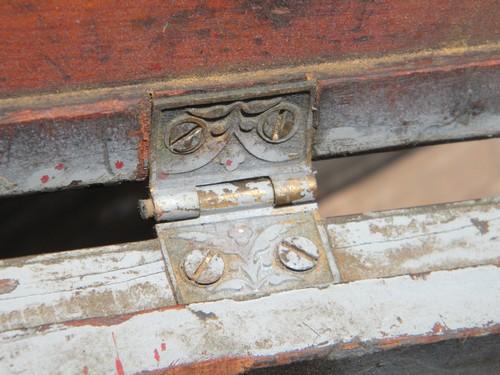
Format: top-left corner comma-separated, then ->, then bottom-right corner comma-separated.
0,279 -> 19,295
471,218 -> 489,235
432,322 -> 446,334
40,175 -> 50,184
115,161 -> 124,169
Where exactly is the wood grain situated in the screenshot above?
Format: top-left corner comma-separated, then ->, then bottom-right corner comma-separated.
0,239 -> 174,332
0,266 -> 498,374
326,197 -> 500,281
1,1 -> 500,97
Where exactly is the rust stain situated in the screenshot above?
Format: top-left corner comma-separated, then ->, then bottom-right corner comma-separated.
64,304 -> 185,328
470,218 -> 489,235
198,189 -> 238,210
130,97 -> 151,180
138,345 -> 329,375
340,342 -> 361,350
0,278 -> 19,294
137,356 -> 254,375
198,178 -> 271,211
378,323 -> 500,350
274,175 -> 317,206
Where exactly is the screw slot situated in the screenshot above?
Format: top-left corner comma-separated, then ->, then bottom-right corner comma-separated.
166,117 -> 206,154
277,236 -> 319,272
258,103 -> 300,144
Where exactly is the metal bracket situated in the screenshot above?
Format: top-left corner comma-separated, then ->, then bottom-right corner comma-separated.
143,82 -> 317,222
144,82 -> 339,303
157,205 -> 338,304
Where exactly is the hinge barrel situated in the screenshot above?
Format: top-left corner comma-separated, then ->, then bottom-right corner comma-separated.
141,174 -> 317,222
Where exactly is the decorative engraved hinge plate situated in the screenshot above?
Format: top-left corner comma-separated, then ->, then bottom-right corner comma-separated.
144,82 -> 339,303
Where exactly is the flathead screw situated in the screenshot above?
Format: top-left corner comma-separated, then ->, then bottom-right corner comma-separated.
166,120 -> 205,154
261,107 -> 297,143
182,249 -> 224,285
277,236 -> 319,271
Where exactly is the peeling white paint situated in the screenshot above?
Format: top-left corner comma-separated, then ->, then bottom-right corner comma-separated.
328,199 -> 500,280
0,266 -> 498,374
0,240 -> 174,331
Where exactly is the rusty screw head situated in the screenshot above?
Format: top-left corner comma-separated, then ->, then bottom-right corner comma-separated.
182,249 -> 224,285
260,106 -> 298,143
277,236 -> 319,271
166,119 -> 205,154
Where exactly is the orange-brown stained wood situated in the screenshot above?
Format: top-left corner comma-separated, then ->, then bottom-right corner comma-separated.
136,324 -> 500,375
1,1 -> 500,97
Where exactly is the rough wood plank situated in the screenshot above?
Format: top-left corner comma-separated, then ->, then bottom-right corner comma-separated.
0,266 -> 498,374
1,1 -> 499,97
0,239 -> 174,332
327,198 -> 500,282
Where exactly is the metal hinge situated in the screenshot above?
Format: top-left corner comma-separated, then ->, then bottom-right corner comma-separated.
140,82 -> 339,304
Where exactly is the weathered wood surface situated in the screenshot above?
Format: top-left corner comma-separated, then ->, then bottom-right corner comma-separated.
249,334 -> 500,374
1,1 -> 500,195
315,61 -> 500,157
327,198 -> 500,282
0,198 -> 498,373
1,1 -> 499,97
2,52 -> 500,196
0,239 -> 174,332
0,198 -> 498,333
0,97 -> 150,196
1,266 -> 498,374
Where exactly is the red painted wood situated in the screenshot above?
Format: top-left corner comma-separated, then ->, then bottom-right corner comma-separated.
1,0 -> 499,97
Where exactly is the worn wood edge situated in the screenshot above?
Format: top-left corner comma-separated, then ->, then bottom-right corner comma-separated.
0,238 -> 160,267
138,325 -> 500,374
1,265 -> 498,374
1,41 -> 499,113
323,196 -> 500,224
324,196 -> 500,282
0,94 -> 151,195
0,239 -> 177,332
